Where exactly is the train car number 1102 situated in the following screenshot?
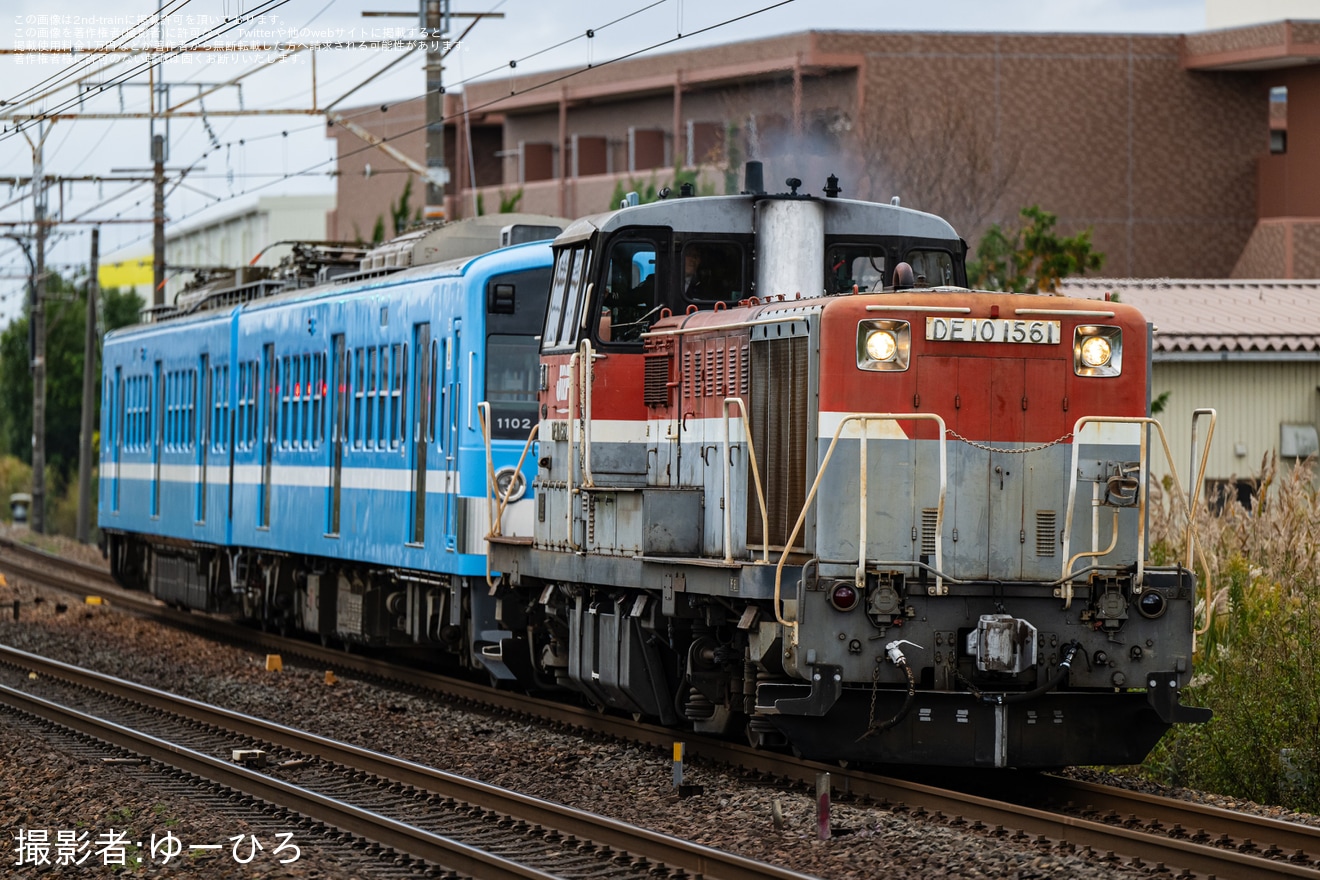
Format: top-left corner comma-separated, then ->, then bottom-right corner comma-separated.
926,317 -> 1061,345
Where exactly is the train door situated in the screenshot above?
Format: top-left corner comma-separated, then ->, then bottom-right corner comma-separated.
196,356 -> 209,523
409,323 -> 432,544
259,343 -> 275,528
152,360 -> 163,517
328,334 -> 346,535
111,366 -> 123,513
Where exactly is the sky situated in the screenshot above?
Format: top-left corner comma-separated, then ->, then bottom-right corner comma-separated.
0,0 -> 1209,323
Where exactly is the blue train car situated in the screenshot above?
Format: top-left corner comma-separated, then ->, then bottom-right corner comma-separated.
100,217 -> 563,674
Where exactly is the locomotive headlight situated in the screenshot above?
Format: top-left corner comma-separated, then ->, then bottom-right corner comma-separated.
865,329 -> 898,362
1080,335 -> 1111,367
1073,325 -> 1123,377
857,320 -> 911,371
493,466 -> 527,503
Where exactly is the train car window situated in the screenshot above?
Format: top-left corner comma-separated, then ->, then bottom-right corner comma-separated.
599,238 -> 661,344
376,345 -> 388,447
368,347 -> 380,448
305,353 -> 314,448
428,340 -> 438,443
680,241 -> 744,305
904,249 -> 955,287
485,334 -> 538,439
188,370 -> 197,450
826,244 -> 887,293
395,343 -> 407,450
353,348 -> 365,449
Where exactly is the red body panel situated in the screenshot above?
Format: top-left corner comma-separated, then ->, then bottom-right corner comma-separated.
818,294 -> 1148,442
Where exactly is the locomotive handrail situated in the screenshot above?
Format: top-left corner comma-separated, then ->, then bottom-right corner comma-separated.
1059,414 -> 1215,611
566,349 -> 581,551
721,397 -> 769,564
579,338 -> 596,489
640,315 -> 809,339
1189,408 -> 1217,640
774,413 -> 948,639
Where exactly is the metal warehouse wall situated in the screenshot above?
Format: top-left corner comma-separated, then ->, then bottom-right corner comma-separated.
1150,359 -> 1320,491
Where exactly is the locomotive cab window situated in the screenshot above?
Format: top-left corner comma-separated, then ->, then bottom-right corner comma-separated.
827,244 -> 888,293
904,249 -> 956,288
542,244 -> 591,351
596,232 -> 667,345
680,241 -> 744,305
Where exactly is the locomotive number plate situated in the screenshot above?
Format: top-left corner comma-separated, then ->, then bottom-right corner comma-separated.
926,317 -> 1061,345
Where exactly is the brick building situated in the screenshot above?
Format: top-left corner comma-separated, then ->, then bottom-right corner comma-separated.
326,19 -> 1320,279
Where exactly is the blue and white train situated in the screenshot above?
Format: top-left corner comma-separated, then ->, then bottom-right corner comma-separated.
98,215 -> 564,675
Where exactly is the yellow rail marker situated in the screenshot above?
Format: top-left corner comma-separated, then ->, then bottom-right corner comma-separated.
265,654 -> 283,672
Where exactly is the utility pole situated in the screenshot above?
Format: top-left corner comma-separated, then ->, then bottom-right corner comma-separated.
152,0 -> 168,306
152,133 -> 166,306
422,0 -> 451,221
28,122 -> 50,535
77,227 -> 99,544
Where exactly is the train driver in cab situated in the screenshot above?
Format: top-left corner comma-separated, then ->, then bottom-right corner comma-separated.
600,241 -> 660,343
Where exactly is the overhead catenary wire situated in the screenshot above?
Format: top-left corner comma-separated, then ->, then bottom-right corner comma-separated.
5,0 -> 797,271
3,0 -> 197,110
0,0 -> 299,142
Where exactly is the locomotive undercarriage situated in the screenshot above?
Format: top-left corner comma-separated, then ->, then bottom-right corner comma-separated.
483,541 -> 1209,767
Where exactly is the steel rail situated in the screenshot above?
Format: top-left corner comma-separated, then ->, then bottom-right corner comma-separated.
0,682 -> 559,880
0,645 -> 819,880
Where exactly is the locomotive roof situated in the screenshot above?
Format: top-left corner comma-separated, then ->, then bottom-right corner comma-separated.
555,192 -> 963,245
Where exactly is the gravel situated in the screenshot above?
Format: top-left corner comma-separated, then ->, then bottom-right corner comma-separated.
0,533 -> 1308,878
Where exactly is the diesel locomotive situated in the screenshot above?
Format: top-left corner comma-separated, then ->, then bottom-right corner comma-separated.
483,165 -> 1214,767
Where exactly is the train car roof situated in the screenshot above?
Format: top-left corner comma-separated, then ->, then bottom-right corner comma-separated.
104,238 -> 556,343
554,192 -> 963,245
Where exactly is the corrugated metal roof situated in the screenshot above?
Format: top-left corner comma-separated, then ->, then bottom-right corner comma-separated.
1059,278 -> 1320,356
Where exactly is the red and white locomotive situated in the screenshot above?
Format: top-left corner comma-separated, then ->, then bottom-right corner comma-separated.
484,165 -> 1211,767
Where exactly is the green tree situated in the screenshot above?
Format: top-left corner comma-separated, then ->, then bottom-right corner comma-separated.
0,278 -> 143,475
371,176 -> 426,244
607,164 -> 715,211
968,205 -> 1104,293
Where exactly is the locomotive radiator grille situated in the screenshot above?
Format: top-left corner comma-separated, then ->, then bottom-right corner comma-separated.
921,508 -> 939,556
643,353 -> 670,407
749,335 -> 809,549
1035,510 -> 1058,557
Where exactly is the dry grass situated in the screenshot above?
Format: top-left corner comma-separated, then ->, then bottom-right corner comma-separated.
1144,454 -> 1320,809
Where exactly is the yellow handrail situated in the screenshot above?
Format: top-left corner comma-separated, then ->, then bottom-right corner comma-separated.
773,413 -> 948,642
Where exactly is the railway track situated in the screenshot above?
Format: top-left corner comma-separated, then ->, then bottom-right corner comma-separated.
5,534 -> 1320,879
0,643 -> 817,880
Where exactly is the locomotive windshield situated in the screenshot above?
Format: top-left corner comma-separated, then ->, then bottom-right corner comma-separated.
905,248 -> 957,287
827,244 -> 887,293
